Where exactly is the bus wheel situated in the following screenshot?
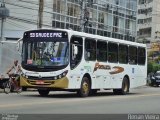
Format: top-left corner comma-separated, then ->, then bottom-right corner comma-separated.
77,77 -> 90,97
38,89 -> 50,96
113,77 -> 129,95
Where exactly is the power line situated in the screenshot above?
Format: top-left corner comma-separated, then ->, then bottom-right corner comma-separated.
9,11 -> 38,16
5,1 -> 56,16
8,15 -> 52,27
6,20 -> 31,29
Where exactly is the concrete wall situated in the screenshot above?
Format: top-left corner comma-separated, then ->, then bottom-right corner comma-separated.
0,41 -> 21,77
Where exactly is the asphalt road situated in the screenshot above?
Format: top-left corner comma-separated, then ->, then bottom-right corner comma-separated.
0,86 -> 160,115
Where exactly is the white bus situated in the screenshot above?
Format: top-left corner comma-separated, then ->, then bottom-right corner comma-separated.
20,29 -> 147,97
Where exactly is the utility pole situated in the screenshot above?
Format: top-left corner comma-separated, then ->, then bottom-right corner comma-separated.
0,0 -> 9,74
0,0 -> 8,41
37,0 -> 44,29
80,0 -> 86,32
80,0 -> 93,32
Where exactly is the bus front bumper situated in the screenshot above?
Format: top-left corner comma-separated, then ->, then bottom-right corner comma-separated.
20,76 -> 69,89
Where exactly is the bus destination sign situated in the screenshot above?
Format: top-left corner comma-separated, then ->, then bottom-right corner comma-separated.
30,32 -> 62,38
24,30 -> 68,39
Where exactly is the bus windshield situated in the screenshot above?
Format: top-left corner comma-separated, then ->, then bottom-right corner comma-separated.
22,40 -> 69,71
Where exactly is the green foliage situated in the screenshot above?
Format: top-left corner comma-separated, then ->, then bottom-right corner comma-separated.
147,62 -> 160,74
155,56 -> 160,63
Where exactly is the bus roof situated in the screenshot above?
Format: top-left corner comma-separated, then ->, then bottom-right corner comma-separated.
24,28 -> 146,48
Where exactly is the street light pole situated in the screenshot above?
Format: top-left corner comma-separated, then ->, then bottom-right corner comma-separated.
38,0 -> 44,29
0,0 -> 5,41
0,0 -> 9,41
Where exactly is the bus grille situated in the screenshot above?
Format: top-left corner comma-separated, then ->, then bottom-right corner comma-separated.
27,80 -> 54,85
27,76 -> 54,80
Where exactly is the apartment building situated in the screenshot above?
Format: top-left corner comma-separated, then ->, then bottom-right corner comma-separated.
137,0 -> 160,44
52,0 -> 137,41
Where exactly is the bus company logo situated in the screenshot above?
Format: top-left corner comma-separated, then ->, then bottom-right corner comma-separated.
109,66 -> 124,75
93,63 -> 124,74
93,63 -> 111,72
30,32 -> 62,38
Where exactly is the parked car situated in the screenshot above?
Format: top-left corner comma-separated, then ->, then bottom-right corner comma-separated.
149,71 -> 160,87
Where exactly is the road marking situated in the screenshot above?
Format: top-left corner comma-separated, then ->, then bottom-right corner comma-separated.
0,93 -> 160,108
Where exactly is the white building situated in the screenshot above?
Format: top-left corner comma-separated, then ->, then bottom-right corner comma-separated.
137,0 -> 160,44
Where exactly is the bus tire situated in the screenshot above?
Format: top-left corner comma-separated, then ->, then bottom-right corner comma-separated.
38,89 -> 50,96
77,77 -> 90,97
113,77 -> 129,95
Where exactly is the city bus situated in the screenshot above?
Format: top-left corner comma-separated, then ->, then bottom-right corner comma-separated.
19,29 -> 147,97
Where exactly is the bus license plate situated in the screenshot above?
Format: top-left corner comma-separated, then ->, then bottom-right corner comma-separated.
36,80 -> 44,84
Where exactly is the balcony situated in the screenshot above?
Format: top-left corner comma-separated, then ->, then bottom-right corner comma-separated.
138,22 -> 152,29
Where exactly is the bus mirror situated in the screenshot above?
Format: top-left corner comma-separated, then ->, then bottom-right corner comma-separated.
17,38 -> 22,50
16,38 -> 22,54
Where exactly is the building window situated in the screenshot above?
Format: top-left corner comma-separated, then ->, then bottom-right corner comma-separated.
125,19 -> 130,29
98,12 -> 104,23
138,8 -> 152,15
113,16 -> 119,27
53,0 -> 61,13
138,0 -> 146,4
67,3 -> 78,17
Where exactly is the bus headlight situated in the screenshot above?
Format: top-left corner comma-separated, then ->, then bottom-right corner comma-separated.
62,70 -> 68,77
58,75 -> 62,79
21,73 -> 25,77
53,70 -> 68,80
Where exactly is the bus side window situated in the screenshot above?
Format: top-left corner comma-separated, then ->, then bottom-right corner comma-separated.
138,47 -> 146,65
108,42 -> 118,63
129,46 -> 137,65
97,40 -> 107,62
85,38 -> 96,61
119,44 -> 128,64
